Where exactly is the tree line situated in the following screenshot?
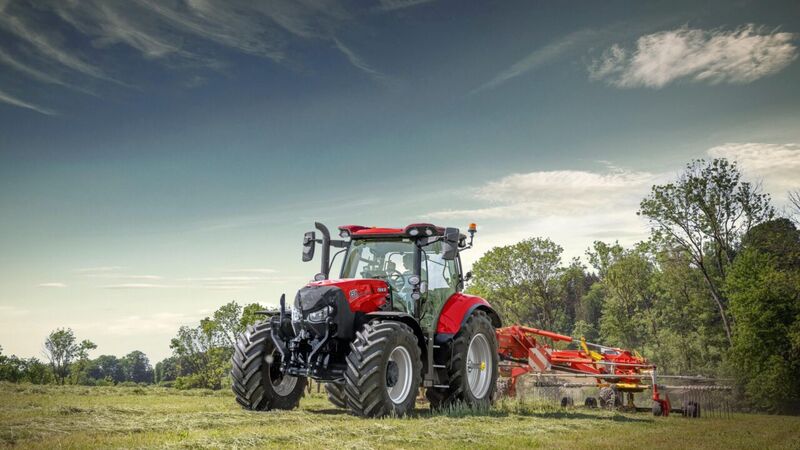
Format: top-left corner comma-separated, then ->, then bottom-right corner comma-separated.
468,159 -> 800,414
0,302 -> 264,389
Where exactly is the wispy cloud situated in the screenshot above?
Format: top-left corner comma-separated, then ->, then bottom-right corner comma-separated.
374,0 -> 436,12
223,268 -> 278,274
0,2 -> 120,83
474,28 -> 599,93
0,88 -> 56,115
0,0 -> 388,113
75,266 -> 124,274
38,282 -> 67,288
333,37 -> 390,82
102,283 -> 181,289
589,25 -> 798,88
708,142 -> 800,197
0,305 -> 30,317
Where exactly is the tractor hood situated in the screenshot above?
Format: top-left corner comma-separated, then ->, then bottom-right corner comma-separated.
302,278 -> 389,313
292,278 -> 389,340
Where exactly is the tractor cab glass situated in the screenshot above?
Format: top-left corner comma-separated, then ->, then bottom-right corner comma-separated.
340,238 -> 459,325
341,239 -> 416,313
419,240 -> 459,330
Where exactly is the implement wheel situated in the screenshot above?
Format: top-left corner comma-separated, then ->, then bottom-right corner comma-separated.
231,321 -> 306,410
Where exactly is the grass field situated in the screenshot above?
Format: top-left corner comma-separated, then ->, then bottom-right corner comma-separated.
1,382 -> 798,449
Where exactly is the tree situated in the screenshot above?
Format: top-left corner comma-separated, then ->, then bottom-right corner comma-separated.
789,190 -> 800,226
121,351 -> 154,383
155,356 -> 179,384
639,158 -> 774,345
726,218 -> 800,413
42,328 -> 96,385
87,355 -> 125,383
469,237 -> 565,331
589,242 -> 658,350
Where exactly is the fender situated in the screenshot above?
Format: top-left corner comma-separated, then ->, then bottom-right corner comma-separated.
435,292 -> 502,335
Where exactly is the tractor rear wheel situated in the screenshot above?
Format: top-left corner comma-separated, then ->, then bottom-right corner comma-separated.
325,382 -> 347,408
427,310 -> 498,409
231,321 -> 307,411
343,320 -> 422,417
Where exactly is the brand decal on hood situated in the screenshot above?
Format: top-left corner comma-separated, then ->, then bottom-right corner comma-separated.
349,289 -> 359,299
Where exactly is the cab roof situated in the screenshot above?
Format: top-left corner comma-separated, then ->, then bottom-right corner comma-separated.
338,223 -> 445,238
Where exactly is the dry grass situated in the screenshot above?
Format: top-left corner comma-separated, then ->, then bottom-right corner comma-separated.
1,382 -> 798,449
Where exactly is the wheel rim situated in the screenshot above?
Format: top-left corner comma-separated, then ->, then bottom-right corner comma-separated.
267,351 -> 298,396
466,333 -> 492,399
386,345 -> 413,404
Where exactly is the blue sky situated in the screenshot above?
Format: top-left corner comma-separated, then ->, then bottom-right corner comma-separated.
1,0 -> 799,362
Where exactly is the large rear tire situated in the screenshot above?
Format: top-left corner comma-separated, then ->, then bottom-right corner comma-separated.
343,321 -> 422,417
325,382 -> 347,408
427,310 -> 498,409
231,321 -> 306,411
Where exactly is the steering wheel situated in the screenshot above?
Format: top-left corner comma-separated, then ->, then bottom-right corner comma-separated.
387,270 -> 406,290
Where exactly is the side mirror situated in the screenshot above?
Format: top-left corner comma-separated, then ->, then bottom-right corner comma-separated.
464,271 -> 473,282
302,231 -> 316,262
442,227 -> 459,260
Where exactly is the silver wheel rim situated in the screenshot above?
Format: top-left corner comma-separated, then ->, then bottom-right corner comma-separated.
467,333 -> 492,399
387,346 -> 413,404
267,352 -> 298,396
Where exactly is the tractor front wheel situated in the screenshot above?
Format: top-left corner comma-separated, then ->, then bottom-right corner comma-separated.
427,310 -> 498,409
344,321 -> 422,417
231,321 -> 307,411
325,382 -> 347,408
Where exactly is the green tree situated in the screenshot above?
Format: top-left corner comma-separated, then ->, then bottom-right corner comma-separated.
42,328 -> 96,385
155,356 -> 179,384
639,158 -> 774,345
726,218 -> 800,413
121,350 -> 154,383
468,237 -> 565,331
591,243 -> 658,351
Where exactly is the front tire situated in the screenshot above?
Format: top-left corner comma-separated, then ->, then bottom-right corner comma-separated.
231,321 -> 306,411
427,310 -> 499,409
344,321 -> 422,417
325,383 -> 347,408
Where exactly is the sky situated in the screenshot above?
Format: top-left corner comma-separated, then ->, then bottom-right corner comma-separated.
1,0 -> 799,362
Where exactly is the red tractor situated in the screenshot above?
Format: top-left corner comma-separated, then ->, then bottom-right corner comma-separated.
231,222 -> 502,417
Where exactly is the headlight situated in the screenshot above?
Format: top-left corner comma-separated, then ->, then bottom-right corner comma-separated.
307,306 -> 332,323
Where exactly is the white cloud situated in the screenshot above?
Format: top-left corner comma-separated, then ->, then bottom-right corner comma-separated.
428,168 -> 657,220
427,166 -> 660,262
38,282 -> 67,288
75,266 -> 124,273
707,142 -> 800,196
88,312 -> 202,336
590,25 -> 798,88
0,88 -> 56,115
223,268 -> 278,274
0,305 -> 30,317
102,283 -> 180,289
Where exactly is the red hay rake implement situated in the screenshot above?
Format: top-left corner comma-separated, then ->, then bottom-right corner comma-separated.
495,325 -> 672,416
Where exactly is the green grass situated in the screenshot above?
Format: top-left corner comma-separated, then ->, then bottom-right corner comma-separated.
1,382 -> 798,449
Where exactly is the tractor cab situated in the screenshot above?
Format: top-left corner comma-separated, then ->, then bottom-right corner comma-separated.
300,223 -> 475,331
